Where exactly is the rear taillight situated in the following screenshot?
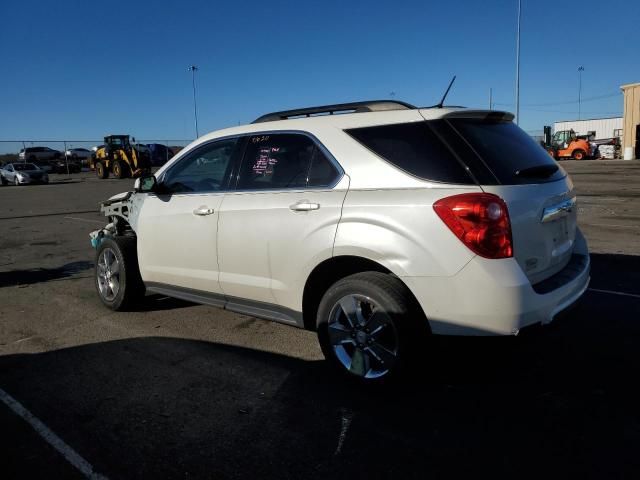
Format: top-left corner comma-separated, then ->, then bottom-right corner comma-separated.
433,193 -> 513,259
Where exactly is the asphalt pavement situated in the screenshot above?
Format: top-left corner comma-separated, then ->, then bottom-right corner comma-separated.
1,162 -> 639,479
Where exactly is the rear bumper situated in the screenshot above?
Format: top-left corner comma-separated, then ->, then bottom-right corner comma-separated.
403,229 -> 590,336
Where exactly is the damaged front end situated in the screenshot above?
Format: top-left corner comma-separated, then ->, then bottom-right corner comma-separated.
89,191 -> 143,249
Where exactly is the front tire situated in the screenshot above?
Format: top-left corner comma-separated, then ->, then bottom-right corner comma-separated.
95,161 -> 108,179
112,160 -> 128,179
572,149 -> 586,160
95,236 -> 144,310
316,272 -> 426,383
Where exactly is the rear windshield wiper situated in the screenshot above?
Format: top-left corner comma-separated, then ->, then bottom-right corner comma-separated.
515,164 -> 559,178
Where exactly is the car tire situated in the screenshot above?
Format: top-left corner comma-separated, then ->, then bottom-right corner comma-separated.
95,236 -> 145,311
112,160 -> 128,179
95,161 -> 108,179
572,149 -> 586,160
0,175 -> 6,186
316,272 -> 428,384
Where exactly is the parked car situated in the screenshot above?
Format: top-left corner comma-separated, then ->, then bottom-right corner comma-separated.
18,146 -> 62,162
90,100 -> 590,384
65,148 -> 92,161
146,143 -> 174,166
1,162 -> 49,185
50,159 -> 82,174
33,162 -> 55,173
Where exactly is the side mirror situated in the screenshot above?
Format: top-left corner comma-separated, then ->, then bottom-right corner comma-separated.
135,175 -> 157,193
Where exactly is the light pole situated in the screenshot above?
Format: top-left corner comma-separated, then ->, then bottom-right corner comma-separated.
578,66 -> 584,120
188,65 -> 199,138
515,0 -> 522,125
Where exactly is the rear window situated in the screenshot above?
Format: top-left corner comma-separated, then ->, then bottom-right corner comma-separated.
448,119 -> 565,184
345,122 -> 474,184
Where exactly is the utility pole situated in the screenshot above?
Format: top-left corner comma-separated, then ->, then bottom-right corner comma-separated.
578,66 -> 584,120
188,65 -> 199,138
515,0 -> 522,125
489,88 -> 493,110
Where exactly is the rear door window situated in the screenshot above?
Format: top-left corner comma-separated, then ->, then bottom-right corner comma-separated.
345,122 -> 474,184
448,119 -> 565,184
236,134 -> 314,190
307,147 -> 340,188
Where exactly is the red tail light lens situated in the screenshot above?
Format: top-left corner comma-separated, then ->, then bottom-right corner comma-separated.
433,193 -> 513,259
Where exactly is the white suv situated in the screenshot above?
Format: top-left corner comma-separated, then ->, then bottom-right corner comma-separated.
91,100 -> 590,382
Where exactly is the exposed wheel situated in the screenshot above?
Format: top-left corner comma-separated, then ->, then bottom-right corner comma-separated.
572,149 -> 586,160
95,236 -> 144,310
95,161 -> 108,179
112,160 -> 128,179
316,272 -> 427,383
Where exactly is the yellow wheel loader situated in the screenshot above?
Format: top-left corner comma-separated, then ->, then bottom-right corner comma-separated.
91,135 -> 151,179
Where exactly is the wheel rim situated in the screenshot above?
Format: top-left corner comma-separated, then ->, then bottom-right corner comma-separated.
327,294 -> 399,379
114,163 -> 121,176
97,247 -> 121,301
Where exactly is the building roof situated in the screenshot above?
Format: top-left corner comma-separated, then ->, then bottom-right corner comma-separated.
620,82 -> 640,90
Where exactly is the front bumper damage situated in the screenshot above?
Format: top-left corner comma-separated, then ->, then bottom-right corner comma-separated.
89,191 -> 139,249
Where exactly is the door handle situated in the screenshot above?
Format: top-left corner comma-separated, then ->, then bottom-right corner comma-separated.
289,200 -> 320,212
193,206 -> 215,216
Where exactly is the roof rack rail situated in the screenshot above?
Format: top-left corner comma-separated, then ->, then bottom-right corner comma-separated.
252,100 -> 416,124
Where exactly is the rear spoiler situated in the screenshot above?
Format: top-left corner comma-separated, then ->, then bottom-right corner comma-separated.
440,110 -> 515,122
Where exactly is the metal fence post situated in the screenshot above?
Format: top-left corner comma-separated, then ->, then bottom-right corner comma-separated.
64,141 -> 70,176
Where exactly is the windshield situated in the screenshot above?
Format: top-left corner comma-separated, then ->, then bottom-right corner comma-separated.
14,163 -> 39,171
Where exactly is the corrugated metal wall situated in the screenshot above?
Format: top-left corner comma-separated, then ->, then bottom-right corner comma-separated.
553,117 -> 623,139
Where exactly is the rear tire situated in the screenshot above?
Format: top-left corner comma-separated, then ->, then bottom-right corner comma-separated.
316,272 -> 428,384
95,236 -> 145,311
572,149 -> 586,160
95,161 -> 108,179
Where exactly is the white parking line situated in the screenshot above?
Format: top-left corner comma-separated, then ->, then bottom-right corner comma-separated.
588,288 -> 640,299
65,216 -> 105,225
0,387 -> 108,480
333,407 -> 354,456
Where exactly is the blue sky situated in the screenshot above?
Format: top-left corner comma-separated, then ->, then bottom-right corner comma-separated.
1,0 -> 638,142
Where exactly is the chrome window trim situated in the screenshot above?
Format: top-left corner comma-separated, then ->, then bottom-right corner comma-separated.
157,130 -> 344,195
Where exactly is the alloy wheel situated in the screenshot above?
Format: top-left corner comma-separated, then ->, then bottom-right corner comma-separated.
327,294 -> 399,379
97,247 -> 121,301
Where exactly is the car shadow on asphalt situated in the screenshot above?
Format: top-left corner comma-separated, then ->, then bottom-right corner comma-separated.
1,252 -> 639,478
0,261 -> 93,288
130,294 -> 198,312
589,252 -> 640,294
1,280 -> 640,479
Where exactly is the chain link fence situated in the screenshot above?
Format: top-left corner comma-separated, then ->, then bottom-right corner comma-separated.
0,139 -> 192,173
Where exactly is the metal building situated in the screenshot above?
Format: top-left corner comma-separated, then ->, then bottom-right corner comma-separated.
553,117 -> 622,139
621,82 -> 640,160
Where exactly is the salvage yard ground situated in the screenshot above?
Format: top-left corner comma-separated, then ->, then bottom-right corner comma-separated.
1,161 -> 639,479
